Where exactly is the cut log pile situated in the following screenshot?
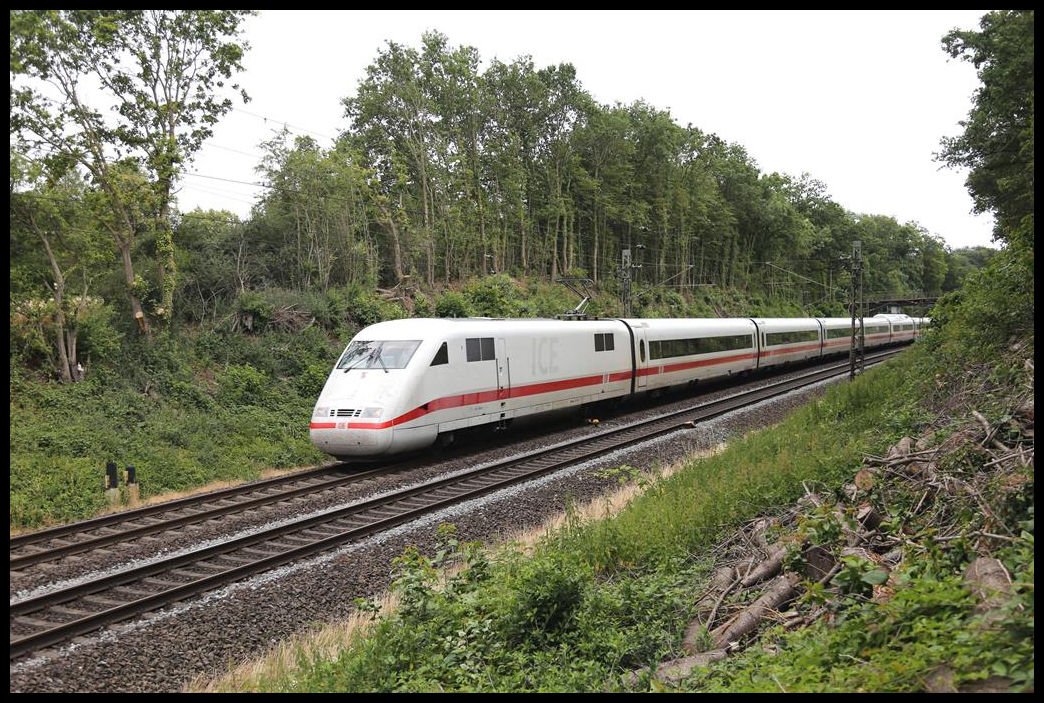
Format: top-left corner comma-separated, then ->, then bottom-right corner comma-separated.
632,396 -> 1034,688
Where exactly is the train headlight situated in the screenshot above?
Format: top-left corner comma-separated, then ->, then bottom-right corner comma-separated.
313,406 -> 329,418
361,407 -> 383,418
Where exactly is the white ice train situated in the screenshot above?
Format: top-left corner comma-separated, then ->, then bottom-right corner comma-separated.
310,314 -> 927,459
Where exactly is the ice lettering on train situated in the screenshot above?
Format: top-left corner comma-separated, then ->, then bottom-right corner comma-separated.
532,337 -> 559,375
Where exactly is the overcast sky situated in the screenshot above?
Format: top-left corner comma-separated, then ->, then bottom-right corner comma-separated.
177,10 -> 998,251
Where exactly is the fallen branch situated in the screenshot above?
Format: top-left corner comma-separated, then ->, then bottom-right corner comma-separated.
972,410 -> 1011,452
683,567 -> 737,654
740,545 -> 786,587
701,571 -> 743,635
710,572 -> 802,650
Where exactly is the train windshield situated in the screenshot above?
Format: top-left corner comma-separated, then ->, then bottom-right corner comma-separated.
336,340 -> 422,370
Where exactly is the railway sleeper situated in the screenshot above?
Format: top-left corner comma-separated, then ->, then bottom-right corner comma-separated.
451,480 -> 484,490
142,576 -> 186,590
238,547 -> 281,559
395,498 -> 431,510
112,586 -> 152,599
81,594 -> 126,608
421,489 -> 458,500
48,604 -> 93,618
296,526 -> 341,538
13,615 -> 58,630
208,554 -> 256,566
266,540 -> 307,551
363,508 -> 407,521
317,521 -> 356,533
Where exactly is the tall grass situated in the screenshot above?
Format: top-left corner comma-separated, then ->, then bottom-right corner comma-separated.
569,364 -> 911,571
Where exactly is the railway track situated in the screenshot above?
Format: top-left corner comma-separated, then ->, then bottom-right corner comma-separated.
8,462 -> 422,572
9,348 -> 902,660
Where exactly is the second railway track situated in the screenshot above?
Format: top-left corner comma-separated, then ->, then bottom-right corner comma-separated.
9,349 -> 902,660
8,462 -> 420,572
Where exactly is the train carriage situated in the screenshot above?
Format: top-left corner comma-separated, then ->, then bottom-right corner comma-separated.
819,317 -> 860,353
752,318 -> 824,368
311,318 -> 634,458
872,313 -> 917,344
623,318 -> 758,392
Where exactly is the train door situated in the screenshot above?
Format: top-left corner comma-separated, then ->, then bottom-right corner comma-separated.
495,338 -> 510,400
635,330 -> 649,389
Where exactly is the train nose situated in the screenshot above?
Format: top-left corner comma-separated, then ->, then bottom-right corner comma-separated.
312,404 -> 386,423
309,404 -> 393,457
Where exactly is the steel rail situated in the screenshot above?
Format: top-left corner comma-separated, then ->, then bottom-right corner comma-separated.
9,465 -> 345,550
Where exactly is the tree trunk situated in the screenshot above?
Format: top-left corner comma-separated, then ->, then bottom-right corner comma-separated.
376,200 -> 405,284
156,188 -> 176,323
118,239 -> 150,335
37,230 -> 79,382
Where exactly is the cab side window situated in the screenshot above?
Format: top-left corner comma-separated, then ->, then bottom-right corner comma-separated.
430,342 -> 449,366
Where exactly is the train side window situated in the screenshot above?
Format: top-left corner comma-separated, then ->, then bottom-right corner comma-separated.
430,342 -> 449,366
466,337 -> 495,362
594,333 -> 615,352
639,340 -> 645,363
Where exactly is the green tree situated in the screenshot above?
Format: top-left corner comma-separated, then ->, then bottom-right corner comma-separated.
938,10 -> 1034,255
10,9 -> 252,331
255,131 -> 376,292
10,154 -> 112,381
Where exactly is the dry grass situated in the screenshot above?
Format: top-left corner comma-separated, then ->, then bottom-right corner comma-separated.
188,592 -> 400,693
187,444 -> 727,692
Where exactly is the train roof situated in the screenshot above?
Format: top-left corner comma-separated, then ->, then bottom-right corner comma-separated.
353,317 -> 622,339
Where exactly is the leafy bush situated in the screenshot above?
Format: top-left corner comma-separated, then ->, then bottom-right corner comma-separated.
78,300 -> 123,365
217,364 -> 271,406
412,291 -> 434,317
463,274 -> 523,317
433,290 -> 471,318
500,550 -> 593,645
234,290 -> 275,332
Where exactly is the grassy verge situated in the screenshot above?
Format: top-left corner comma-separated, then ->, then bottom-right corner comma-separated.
9,327 -> 334,529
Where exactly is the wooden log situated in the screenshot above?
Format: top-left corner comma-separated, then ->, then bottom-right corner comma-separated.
710,572 -> 801,650
740,545 -> 786,587
683,566 -> 737,653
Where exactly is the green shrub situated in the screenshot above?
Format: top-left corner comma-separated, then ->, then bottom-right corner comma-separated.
235,290 -> 275,332
77,300 -> 123,365
217,364 -> 271,406
500,550 -> 593,645
434,290 -> 471,318
463,274 -> 523,317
